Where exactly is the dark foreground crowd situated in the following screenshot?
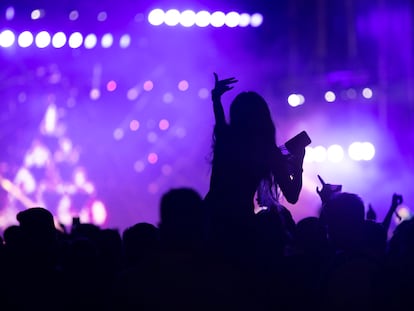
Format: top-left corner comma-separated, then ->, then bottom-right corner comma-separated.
0,189 -> 412,311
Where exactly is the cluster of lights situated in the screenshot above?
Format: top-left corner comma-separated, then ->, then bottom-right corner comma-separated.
148,9 -> 263,27
0,29 -> 131,49
287,88 -> 373,107
304,142 -> 376,163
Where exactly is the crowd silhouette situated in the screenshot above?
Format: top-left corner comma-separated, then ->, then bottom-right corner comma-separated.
0,74 -> 411,311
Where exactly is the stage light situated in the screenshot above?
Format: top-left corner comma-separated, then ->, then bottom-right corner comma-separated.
198,88 -> 209,99
148,9 -> 164,26
346,88 -> 357,99
163,92 -> 174,103
211,11 -> 225,27
362,87 -> 373,99
0,29 -> 15,47
195,11 -> 210,27
327,144 -> 344,163
147,132 -> 158,143
348,142 -> 363,161
147,152 -> 158,164
84,34 -> 97,49
143,80 -> 154,91
239,13 -> 251,27
106,80 -> 117,92
91,200 -> 107,225
127,88 -> 139,100
130,120 -> 140,131
90,88 -> 100,100
74,169 -> 86,187
161,164 -> 172,176
175,127 -> 186,138
225,12 -> 240,27
31,9 -> 44,20
119,34 -> 131,48
180,10 -> 196,27
324,91 -> 336,102
44,104 -> 57,134
97,11 -> 107,22
250,13 -> 263,27
288,94 -> 304,107
361,142 -> 375,160
134,160 -> 145,172
101,33 -> 113,48
303,146 -> 314,163
178,80 -> 189,91
35,31 -> 51,48
68,32 -> 83,48
164,9 -> 180,26
5,6 -> 15,21
17,31 -> 33,48
313,146 -> 327,162
159,119 -> 170,130
113,128 -> 124,140
69,10 -> 79,21
52,32 -> 66,48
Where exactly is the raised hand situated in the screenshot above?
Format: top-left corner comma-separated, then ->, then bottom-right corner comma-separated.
316,175 -> 342,204
211,72 -> 238,101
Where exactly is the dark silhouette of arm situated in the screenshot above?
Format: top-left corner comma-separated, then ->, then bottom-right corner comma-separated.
382,193 -> 403,233
211,73 -> 237,129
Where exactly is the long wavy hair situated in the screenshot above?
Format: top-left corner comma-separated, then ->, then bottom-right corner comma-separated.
229,92 -> 280,205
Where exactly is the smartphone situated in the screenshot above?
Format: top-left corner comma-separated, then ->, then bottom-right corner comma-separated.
284,131 -> 311,154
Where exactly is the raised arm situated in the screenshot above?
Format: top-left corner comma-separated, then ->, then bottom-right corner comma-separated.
382,193 -> 403,234
211,73 -> 237,128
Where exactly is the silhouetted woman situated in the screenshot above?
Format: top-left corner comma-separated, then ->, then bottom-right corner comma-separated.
204,73 -> 305,246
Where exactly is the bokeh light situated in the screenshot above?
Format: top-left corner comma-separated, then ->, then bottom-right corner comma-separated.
147,152 -> 158,164
130,120 -> 140,131
106,80 -> 117,92
148,9 -> 164,26
348,142 -> 363,161
35,31 -> 51,48
68,32 -> 83,48
180,10 -> 196,27
97,11 -> 108,22
327,144 -> 344,163
147,132 -> 158,143
143,80 -> 154,91
195,11 -> 210,27
225,12 -> 240,27
159,119 -> 170,130
113,128 -> 124,140
0,30 -> 15,47
69,10 -> 79,21
101,33 -> 113,48
134,160 -> 145,173
127,88 -> 139,100
211,11 -> 226,27
239,13 -> 251,27
91,200 -> 107,225
84,34 -> 97,49
313,146 -> 327,162
163,92 -> 174,103
362,87 -> 373,99
119,34 -> 131,48
324,91 -> 336,102
18,31 -> 33,48
164,9 -> 180,26
178,80 -> 189,91
89,88 -> 100,100
250,13 -> 263,27
5,6 -> 15,21
52,32 -> 66,48
198,88 -> 209,99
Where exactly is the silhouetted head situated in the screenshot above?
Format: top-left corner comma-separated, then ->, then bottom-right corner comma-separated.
325,192 -> 365,251
159,188 -> 203,248
17,207 -> 56,244
123,223 -> 160,265
229,91 -> 275,141
295,217 -> 328,254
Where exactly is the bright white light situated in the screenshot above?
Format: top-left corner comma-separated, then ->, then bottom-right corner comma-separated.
239,13 -> 251,27
211,11 -> 226,27
313,146 -> 327,162
288,94 -> 303,107
327,144 -> 344,163
6,7 -> 15,21
362,87 -> 373,99
250,13 -> 263,27
164,9 -> 180,26
0,30 -> 15,47
44,104 -> 57,134
225,12 -> 240,27
31,9 -> 43,20
361,142 -> 375,160
35,31 -> 51,48
303,146 -> 314,163
74,169 -> 86,187
148,9 -> 164,26
195,11 -> 210,27
84,34 -> 97,49
52,32 -> 66,48
91,200 -> 107,225
101,33 -> 113,48
19,31 -> 34,48
348,142 -> 363,161
68,32 -> 83,48
180,10 -> 196,27
119,34 -> 131,48
324,91 -> 336,102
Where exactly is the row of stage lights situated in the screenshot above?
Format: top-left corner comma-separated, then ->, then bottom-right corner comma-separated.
304,142 -> 376,163
0,30 -> 131,49
148,9 -> 263,27
288,87 -> 374,107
